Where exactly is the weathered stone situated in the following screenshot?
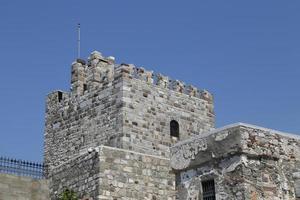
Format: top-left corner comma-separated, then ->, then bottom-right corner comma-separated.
0,174 -> 49,200
40,50 -> 300,200
171,123 -> 300,200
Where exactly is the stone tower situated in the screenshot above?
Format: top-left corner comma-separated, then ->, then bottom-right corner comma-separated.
44,51 -> 215,199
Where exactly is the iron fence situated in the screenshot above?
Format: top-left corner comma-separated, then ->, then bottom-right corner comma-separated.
0,156 -> 46,179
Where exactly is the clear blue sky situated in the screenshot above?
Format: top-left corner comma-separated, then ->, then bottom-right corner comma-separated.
0,1 -> 299,162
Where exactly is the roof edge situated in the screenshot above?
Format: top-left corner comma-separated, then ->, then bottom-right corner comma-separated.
172,122 -> 300,148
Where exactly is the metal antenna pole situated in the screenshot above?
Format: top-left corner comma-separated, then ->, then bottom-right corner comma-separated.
77,23 -> 81,58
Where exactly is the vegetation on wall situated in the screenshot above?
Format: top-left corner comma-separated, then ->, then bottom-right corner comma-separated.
58,188 -> 78,200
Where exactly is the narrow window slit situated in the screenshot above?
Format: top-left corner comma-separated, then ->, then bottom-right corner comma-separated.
57,91 -> 63,102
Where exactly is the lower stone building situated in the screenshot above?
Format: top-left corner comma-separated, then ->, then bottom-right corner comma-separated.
171,123 -> 300,200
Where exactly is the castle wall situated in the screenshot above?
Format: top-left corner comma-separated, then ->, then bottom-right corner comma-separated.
121,69 -> 214,157
49,151 -> 100,200
44,51 -> 215,199
49,146 -> 176,200
0,174 -> 49,200
99,146 -> 176,200
44,52 -> 215,170
44,66 -> 124,170
171,123 -> 300,200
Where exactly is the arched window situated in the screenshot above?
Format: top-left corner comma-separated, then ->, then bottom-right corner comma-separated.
170,120 -> 179,139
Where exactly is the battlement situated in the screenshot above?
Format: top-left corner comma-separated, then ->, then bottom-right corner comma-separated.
117,64 -> 212,100
44,51 -> 215,170
70,51 -> 213,102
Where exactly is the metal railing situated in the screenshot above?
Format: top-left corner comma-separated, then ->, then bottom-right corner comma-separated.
0,156 -> 45,179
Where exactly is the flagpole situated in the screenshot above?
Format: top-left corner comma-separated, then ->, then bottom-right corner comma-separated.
77,23 -> 81,58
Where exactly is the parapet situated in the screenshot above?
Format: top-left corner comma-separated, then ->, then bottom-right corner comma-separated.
118,63 -> 212,100
69,51 -> 213,102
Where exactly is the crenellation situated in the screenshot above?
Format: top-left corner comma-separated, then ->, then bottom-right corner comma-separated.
116,64 -> 211,98
85,51 -> 115,90
187,85 -> 197,97
200,89 -> 213,103
44,50 -> 215,199
71,60 -> 86,96
45,51 -> 215,169
118,63 -> 135,79
3,45 -> 299,200
157,73 -> 169,88
171,80 -> 185,93
38,50 -> 300,200
46,91 -> 69,109
135,67 -> 154,84
70,52 -> 211,101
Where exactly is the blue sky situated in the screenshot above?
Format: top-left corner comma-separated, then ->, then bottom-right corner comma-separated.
0,1 -> 299,162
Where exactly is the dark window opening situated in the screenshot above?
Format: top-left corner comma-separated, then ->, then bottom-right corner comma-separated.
170,120 -> 179,138
202,179 -> 216,200
57,91 -> 63,102
83,84 -> 88,92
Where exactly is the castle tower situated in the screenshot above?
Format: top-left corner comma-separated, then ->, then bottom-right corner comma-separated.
44,51 -> 215,199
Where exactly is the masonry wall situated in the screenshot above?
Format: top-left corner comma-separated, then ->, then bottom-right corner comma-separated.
44,57 -> 124,170
240,125 -> 300,200
0,174 -> 49,200
99,146 -> 176,200
49,151 -> 100,200
120,70 -> 214,157
44,51 -> 215,170
48,146 -> 176,200
175,155 -> 246,200
171,124 -> 300,200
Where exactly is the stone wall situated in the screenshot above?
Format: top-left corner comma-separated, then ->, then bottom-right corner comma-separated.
240,124 -> 300,200
0,173 -> 49,200
44,51 -> 122,170
44,60 -> 124,170
49,151 -> 100,200
171,123 -> 300,200
49,146 -> 176,200
121,73 -> 214,157
44,51 -> 215,170
99,146 -> 176,200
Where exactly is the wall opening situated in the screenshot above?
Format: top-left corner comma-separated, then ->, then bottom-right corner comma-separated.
201,179 -> 216,200
170,120 -> 179,139
57,91 -> 63,102
83,84 -> 88,92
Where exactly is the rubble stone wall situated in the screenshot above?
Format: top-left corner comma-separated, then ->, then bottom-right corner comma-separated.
240,125 -> 300,200
0,173 -> 49,200
171,123 -> 300,200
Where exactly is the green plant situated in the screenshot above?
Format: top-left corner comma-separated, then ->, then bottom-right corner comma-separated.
58,188 -> 78,200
